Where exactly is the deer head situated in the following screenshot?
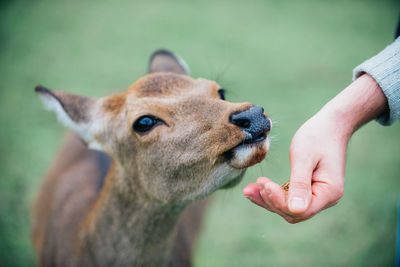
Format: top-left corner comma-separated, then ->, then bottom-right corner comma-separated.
35,50 -> 271,205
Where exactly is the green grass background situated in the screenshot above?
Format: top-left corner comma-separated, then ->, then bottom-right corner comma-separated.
0,0 -> 399,266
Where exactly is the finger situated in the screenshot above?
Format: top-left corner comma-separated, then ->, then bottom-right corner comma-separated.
246,177 -> 283,213
250,177 -> 278,211
288,152 -> 315,214
243,182 -> 264,203
243,182 -> 277,212
257,179 -> 298,219
258,181 -> 287,212
245,179 -> 307,223
256,176 -> 272,186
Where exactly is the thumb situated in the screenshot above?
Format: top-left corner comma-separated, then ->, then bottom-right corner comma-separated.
288,156 -> 314,214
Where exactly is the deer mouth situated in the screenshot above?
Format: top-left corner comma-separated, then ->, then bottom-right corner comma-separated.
223,132 -> 269,169
243,132 -> 267,144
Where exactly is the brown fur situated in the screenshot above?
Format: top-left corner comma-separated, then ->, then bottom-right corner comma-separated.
103,93 -> 127,115
131,73 -> 192,97
33,52 -> 270,267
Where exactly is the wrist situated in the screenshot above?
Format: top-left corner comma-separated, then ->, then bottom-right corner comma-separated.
315,74 -> 387,139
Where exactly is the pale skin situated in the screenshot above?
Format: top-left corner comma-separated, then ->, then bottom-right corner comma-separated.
243,73 -> 388,223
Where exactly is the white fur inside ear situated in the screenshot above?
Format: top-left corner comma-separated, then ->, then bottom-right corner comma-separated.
38,92 -> 104,151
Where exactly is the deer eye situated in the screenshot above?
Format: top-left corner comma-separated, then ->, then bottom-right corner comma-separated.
218,89 -> 225,100
133,116 -> 159,133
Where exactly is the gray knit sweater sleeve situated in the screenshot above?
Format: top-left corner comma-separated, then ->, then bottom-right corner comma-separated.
353,37 -> 400,125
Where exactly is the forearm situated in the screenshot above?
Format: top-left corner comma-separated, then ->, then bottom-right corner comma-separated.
314,74 -> 388,140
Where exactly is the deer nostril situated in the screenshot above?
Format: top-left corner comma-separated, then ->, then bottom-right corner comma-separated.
233,118 -> 251,129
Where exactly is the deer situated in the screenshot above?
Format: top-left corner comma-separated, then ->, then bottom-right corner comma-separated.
32,50 -> 272,267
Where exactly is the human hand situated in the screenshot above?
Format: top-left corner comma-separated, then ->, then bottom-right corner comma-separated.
243,74 -> 387,223
243,113 -> 347,223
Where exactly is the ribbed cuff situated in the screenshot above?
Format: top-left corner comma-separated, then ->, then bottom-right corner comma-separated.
353,37 -> 400,126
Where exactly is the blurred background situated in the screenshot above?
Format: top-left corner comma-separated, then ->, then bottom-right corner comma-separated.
0,0 -> 399,266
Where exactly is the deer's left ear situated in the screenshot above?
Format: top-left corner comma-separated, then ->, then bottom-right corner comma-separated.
35,85 -> 104,151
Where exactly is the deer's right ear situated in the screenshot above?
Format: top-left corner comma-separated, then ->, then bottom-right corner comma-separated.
35,85 -> 104,151
148,49 -> 190,75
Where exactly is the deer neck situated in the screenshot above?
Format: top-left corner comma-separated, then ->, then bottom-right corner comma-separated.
82,163 -> 185,267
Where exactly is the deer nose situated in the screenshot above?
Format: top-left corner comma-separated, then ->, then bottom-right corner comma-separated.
230,106 -> 271,142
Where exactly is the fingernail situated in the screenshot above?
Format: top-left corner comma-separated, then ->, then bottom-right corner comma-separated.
289,197 -> 305,211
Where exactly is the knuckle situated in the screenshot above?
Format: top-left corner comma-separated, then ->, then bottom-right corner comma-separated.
328,188 -> 343,207
331,184 -> 344,201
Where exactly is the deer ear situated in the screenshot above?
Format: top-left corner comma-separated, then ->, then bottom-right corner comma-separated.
148,49 -> 190,75
35,85 -> 103,151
